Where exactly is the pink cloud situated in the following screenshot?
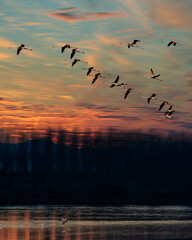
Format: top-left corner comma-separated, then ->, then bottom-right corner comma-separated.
48,10 -> 126,22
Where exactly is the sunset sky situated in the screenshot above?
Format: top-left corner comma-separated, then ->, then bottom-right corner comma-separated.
0,0 -> 192,133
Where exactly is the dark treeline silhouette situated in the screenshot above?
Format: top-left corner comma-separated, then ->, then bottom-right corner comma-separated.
0,127 -> 192,204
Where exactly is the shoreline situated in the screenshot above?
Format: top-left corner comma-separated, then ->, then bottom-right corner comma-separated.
0,192 -> 192,206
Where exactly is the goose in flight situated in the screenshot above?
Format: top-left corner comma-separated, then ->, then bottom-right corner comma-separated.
167,41 -> 183,47
71,48 -> 85,59
17,44 -> 32,55
150,69 -> 162,82
147,93 -> 157,104
159,100 -> 169,111
71,58 -> 88,67
124,88 -> 133,99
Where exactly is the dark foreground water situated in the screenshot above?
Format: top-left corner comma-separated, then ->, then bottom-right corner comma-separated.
0,205 -> 192,240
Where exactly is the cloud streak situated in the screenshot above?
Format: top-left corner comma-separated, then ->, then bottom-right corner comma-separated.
48,9 -> 126,22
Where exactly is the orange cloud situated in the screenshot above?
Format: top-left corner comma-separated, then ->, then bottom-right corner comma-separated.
0,37 -> 16,48
149,2 -> 192,29
0,53 -> 10,60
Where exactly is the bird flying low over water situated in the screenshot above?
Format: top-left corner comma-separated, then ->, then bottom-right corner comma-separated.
147,93 -> 157,104
150,69 -> 162,82
17,44 -> 32,55
159,100 -> 169,111
167,41 -> 183,47
70,48 -> 85,59
124,88 -> 133,99
71,58 -> 88,67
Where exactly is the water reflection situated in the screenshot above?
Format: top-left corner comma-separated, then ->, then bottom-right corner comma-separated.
0,205 -> 192,240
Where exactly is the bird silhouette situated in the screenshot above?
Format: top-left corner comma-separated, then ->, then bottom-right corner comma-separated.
70,48 -> 85,59
17,44 -> 32,55
167,41 -> 183,47
150,69 -> 162,81
159,101 -> 169,111
147,93 -> 157,104
124,88 -> 133,99
71,59 -> 87,67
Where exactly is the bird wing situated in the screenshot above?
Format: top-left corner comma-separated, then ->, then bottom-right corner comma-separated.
71,51 -> 76,59
61,46 -> 67,53
72,59 -> 77,67
147,97 -> 151,104
154,74 -> 160,78
92,76 -> 98,84
114,75 -> 119,83
133,40 -> 140,44
110,83 -> 116,88
150,69 -> 154,76
87,69 -> 91,76
17,47 -> 21,55
159,102 -> 165,111
124,89 -> 130,99
167,41 -> 173,47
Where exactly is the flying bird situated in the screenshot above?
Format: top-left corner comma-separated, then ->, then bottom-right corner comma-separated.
110,75 -> 120,88
53,43 -> 76,53
124,88 -> 133,99
147,93 -> 157,104
110,76 -> 127,88
159,101 -> 169,111
164,105 -> 174,115
61,44 -> 75,53
150,69 -> 162,82
164,110 -> 175,119
91,73 -> 105,84
17,44 -> 32,55
92,73 -> 101,84
71,58 -> 87,67
128,39 -> 141,48
82,67 -> 100,76
70,48 -> 85,59
120,40 -> 143,49
167,41 -> 183,47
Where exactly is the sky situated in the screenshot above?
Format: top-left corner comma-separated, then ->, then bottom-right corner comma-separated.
0,0 -> 192,133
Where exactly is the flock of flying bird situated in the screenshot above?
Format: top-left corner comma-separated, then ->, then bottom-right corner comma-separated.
10,39 -> 184,119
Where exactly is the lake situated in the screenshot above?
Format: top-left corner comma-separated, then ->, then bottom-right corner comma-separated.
0,205 -> 192,240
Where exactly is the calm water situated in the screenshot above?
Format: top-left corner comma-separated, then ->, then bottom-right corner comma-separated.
0,205 -> 192,240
